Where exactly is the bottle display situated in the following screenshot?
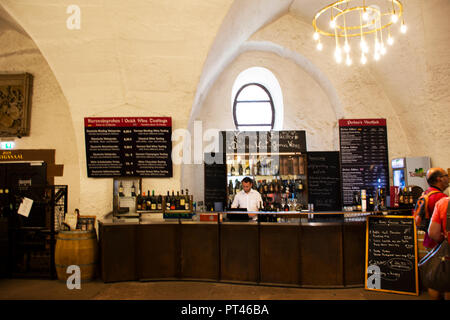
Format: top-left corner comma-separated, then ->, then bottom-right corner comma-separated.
113,177 -> 142,220
226,154 -> 308,212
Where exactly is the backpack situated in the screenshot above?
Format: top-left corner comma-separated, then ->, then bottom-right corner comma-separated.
413,190 -> 441,232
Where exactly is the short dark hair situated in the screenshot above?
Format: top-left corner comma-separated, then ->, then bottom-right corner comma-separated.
242,177 -> 253,185
427,170 -> 442,185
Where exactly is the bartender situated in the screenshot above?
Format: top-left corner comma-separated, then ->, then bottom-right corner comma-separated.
231,177 -> 263,219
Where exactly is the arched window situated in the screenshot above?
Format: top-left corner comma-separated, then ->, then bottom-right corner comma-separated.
231,67 -> 283,131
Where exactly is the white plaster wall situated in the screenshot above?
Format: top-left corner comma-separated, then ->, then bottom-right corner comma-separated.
1,0 -> 234,218
0,29 -> 80,214
251,14 -> 410,162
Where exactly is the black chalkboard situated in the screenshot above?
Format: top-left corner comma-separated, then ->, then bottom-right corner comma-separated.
365,215 -> 419,295
307,151 -> 342,212
204,153 -> 227,210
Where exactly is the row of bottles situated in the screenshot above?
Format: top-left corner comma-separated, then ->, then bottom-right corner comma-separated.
227,155 -> 305,177
165,189 -> 191,211
351,188 -> 387,212
136,189 -> 191,212
228,179 -> 304,197
227,179 -> 307,212
118,181 -> 137,197
136,190 -> 163,211
398,186 -> 414,208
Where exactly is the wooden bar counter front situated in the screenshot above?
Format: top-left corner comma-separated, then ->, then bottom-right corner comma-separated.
98,212 -> 368,288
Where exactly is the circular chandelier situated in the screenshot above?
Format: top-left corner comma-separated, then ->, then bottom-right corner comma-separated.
312,0 -> 406,65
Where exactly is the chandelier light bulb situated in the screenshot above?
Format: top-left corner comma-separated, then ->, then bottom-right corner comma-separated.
361,54 -> 367,65
346,55 -> 352,66
391,14 -> 399,23
317,42 -> 323,51
375,40 -> 380,51
330,19 -> 336,28
313,32 -> 320,40
344,42 -> 351,53
374,52 -> 380,61
362,11 -> 369,21
400,23 -> 407,33
387,36 -> 394,45
380,46 -> 387,55
334,47 -> 342,63
360,40 -> 369,53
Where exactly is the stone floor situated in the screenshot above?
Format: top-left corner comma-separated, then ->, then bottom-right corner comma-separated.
0,278 -> 431,300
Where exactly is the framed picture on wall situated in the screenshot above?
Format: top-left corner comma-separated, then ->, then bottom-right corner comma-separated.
0,73 -> 33,137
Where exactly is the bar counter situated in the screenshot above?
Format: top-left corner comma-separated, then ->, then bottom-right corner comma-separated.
98,211 -> 373,287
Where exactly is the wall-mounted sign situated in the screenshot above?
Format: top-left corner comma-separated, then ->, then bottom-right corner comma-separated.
222,131 -> 307,154
84,117 -> 172,177
339,119 -> 389,206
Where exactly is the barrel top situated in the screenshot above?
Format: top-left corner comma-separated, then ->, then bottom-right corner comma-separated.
57,230 -> 95,235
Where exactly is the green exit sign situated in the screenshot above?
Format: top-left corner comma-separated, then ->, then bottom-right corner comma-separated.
0,142 -> 15,150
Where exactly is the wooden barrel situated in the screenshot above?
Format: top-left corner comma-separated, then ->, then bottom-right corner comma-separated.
55,230 -> 98,281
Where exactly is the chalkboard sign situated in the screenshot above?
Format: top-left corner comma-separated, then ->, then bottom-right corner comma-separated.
84,117 -> 172,177
221,131 -> 306,154
204,153 -> 227,209
365,215 -> 419,295
339,119 -> 389,206
307,151 -> 342,211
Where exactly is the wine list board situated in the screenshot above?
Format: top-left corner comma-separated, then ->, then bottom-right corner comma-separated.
339,119 -> 389,206
84,117 -> 172,178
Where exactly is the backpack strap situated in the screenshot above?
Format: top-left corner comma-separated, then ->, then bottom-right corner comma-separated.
446,198 -> 450,235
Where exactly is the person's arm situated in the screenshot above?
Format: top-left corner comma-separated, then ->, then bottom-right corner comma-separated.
428,221 -> 444,243
231,192 -> 240,208
428,200 -> 445,243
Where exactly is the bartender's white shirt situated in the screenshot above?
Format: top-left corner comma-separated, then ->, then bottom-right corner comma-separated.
231,189 -> 263,212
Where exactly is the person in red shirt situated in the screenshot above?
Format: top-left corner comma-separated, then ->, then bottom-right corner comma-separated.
428,196 -> 450,300
422,168 -> 449,249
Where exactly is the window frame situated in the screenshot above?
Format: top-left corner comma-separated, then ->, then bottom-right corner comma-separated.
232,82 -> 275,130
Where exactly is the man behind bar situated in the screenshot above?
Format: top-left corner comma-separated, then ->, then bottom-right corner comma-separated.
231,177 -> 263,220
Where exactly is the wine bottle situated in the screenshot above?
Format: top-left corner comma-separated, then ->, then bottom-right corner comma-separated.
245,160 -> 250,176
145,190 -> 151,209
408,187 -> 414,205
171,190 -> 176,210
297,179 -> 303,192
228,180 -> 234,195
185,189 -> 190,210
141,192 -> 147,210
230,160 -> 236,176
398,188 -> 405,208
166,191 -> 171,210
136,193 -> 142,210
180,190 -> 185,209
151,190 -> 157,210
119,181 -> 124,197
157,194 -> 162,211
131,182 -> 136,197
238,161 -> 243,176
